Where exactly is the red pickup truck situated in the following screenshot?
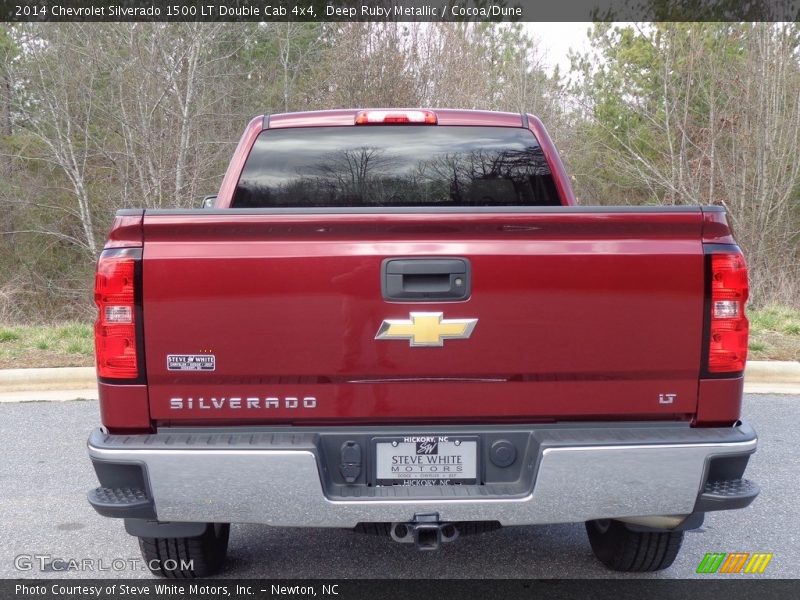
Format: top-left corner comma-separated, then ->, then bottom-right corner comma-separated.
87,109 -> 758,577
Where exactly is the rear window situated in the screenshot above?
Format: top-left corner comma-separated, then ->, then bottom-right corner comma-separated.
232,126 -> 561,208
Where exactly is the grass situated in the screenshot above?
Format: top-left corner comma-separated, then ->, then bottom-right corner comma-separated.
747,305 -> 800,361
0,329 -> 21,342
0,322 -> 94,369
784,323 -> 800,336
0,307 -> 798,369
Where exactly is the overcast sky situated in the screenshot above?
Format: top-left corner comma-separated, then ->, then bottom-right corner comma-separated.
524,22 -> 594,74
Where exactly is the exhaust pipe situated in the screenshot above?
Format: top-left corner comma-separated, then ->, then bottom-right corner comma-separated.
391,513 -> 459,551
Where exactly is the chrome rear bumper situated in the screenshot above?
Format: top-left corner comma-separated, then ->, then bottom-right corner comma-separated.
87,421 -> 758,527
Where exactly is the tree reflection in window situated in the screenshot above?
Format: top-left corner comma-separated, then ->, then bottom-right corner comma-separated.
233,126 -> 560,208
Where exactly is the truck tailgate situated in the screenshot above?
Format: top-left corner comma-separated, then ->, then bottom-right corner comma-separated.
141,208 -> 705,424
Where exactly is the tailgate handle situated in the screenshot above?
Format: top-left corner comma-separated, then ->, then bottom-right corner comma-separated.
382,258 -> 470,301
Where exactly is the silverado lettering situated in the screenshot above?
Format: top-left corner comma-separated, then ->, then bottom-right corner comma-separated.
168,397 -> 317,410
87,109 -> 759,578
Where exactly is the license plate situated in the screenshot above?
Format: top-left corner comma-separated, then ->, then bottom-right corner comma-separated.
375,436 -> 478,486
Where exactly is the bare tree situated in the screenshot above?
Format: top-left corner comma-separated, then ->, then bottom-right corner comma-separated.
10,24 -> 100,256
96,23 -> 247,208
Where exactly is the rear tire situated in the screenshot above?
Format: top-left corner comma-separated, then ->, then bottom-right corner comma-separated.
138,523 -> 230,578
585,519 -> 684,572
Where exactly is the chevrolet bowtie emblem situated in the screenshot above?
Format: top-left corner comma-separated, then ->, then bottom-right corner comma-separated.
375,312 -> 478,347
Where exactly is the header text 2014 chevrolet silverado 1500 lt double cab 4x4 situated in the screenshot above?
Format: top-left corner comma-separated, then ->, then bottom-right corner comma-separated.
87,109 -> 758,577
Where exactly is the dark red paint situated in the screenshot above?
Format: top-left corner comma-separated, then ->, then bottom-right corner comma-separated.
97,382 -> 151,431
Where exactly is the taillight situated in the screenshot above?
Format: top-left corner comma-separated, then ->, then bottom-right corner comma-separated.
355,110 -> 437,125
95,248 -> 141,379
705,249 -> 749,374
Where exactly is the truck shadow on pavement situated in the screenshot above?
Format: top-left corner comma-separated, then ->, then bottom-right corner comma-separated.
225,523 -> 627,579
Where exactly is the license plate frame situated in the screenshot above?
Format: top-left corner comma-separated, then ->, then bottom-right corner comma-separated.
372,435 -> 480,487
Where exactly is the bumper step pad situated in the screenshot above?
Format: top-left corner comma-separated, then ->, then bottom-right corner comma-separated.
88,486 -> 155,519
696,478 -> 760,512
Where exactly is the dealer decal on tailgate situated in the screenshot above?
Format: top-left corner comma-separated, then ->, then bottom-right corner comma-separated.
167,354 -> 216,371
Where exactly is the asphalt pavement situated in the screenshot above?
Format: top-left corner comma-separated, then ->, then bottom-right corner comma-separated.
0,395 -> 796,579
